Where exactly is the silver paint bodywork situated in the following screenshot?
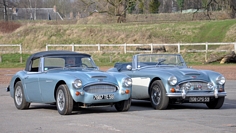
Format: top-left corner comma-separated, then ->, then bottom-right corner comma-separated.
108,54 -> 226,102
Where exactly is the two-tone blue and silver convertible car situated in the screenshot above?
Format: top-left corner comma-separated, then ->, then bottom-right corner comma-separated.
108,54 -> 226,110
7,51 -> 132,115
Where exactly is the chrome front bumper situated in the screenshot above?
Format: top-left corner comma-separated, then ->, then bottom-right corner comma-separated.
6,85 -> 10,92
167,89 -> 227,99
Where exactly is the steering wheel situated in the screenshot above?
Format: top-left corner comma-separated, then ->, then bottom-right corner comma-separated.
81,63 -> 88,68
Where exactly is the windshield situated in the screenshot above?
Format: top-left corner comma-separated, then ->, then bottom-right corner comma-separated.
137,54 -> 184,68
43,55 -> 97,71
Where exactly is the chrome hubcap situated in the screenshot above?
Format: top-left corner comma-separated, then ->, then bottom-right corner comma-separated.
15,86 -> 22,105
57,90 -> 65,111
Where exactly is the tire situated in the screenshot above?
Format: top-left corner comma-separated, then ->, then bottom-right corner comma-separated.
56,84 -> 74,115
14,81 -> 30,110
206,97 -> 225,109
115,98 -> 131,112
150,80 -> 169,110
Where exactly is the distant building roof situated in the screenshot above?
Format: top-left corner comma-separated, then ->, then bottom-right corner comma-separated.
0,8 -> 63,20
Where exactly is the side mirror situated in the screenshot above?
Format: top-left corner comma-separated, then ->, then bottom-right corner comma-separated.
126,65 -> 132,70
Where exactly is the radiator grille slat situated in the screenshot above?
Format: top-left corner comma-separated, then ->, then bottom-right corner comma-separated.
84,84 -> 117,93
180,82 -> 211,91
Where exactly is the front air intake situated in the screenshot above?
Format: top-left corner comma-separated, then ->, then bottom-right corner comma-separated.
84,84 -> 117,93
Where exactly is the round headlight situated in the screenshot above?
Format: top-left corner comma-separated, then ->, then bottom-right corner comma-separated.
216,76 -> 225,85
123,77 -> 132,87
168,76 -> 177,85
73,79 -> 82,88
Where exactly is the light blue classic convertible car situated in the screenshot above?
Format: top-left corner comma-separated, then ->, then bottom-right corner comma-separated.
108,54 -> 226,110
7,51 -> 132,115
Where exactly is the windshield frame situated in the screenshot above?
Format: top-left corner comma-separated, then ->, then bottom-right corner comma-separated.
40,55 -> 98,72
132,54 -> 187,70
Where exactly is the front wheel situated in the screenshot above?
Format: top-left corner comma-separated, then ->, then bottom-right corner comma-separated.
150,80 -> 169,110
206,97 -> 225,109
115,98 -> 131,112
56,84 -> 74,115
14,81 -> 30,110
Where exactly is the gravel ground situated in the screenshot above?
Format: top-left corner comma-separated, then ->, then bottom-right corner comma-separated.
0,65 -> 235,84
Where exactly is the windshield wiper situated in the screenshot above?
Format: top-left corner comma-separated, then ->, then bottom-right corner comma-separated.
156,59 -> 166,66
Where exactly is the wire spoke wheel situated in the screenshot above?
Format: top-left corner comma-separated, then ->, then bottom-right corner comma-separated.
150,80 -> 169,110
56,84 -> 73,115
13,81 -> 30,110
15,86 -> 23,106
151,85 -> 161,106
57,89 -> 65,111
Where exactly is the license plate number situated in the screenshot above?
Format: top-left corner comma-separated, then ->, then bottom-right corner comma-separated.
93,94 -> 114,100
189,97 -> 210,102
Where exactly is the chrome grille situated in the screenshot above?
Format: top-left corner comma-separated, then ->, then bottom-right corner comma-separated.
84,84 -> 117,93
179,81 -> 211,91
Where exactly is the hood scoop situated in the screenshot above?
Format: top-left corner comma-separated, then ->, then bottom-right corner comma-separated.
91,76 -> 107,79
180,70 -> 201,75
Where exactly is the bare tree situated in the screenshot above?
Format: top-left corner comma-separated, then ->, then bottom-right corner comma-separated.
0,0 -> 9,21
229,0 -> 236,18
0,0 -> 17,21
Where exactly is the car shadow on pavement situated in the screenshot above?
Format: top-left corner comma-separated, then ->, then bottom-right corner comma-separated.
131,99 -> 236,110
29,103 -> 133,115
27,97 -> 236,115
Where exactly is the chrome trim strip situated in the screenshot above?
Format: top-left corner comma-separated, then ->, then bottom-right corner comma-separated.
166,92 -> 227,97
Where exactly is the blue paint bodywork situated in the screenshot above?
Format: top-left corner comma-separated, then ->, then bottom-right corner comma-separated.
8,51 -> 131,107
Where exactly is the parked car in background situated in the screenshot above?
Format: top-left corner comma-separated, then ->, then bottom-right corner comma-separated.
7,51 -> 132,115
108,54 -> 226,110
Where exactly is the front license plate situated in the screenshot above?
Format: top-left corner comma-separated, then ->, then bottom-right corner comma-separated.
189,97 -> 210,102
93,94 -> 114,100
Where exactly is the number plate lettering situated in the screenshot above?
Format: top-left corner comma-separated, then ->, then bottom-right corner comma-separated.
189,97 -> 210,102
93,94 -> 114,100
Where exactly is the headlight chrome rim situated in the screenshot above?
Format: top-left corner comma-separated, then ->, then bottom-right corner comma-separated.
207,82 -> 214,90
123,77 -> 132,88
168,76 -> 177,86
216,76 -> 225,85
73,79 -> 83,89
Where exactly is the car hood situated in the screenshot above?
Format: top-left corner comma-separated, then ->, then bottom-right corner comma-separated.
139,66 -> 216,81
49,69 -> 121,84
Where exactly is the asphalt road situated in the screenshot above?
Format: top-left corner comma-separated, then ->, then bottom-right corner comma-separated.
0,81 -> 236,133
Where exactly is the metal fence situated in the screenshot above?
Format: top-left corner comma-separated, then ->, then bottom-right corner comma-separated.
0,43 -> 235,54
46,42 -> 236,53
0,44 -> 22,63
0,44 -> 22,54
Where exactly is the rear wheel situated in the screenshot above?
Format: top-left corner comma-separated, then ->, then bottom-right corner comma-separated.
206,97 -> 225,109
14,81 -> 30,109
56,84 -> 74,115
150,80 -> 169,110
115,98 -> 131,112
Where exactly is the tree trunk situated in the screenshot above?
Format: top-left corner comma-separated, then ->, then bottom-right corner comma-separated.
3,0 -> 8,21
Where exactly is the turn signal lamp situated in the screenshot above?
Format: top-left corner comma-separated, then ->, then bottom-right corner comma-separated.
75,91 -> 80,96
125,90 -> 130,94
170,88 -> 176,93
218,88 -> 224,92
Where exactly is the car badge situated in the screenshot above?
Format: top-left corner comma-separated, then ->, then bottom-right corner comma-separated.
191,76 -> 197,79
98,79 -> 103,82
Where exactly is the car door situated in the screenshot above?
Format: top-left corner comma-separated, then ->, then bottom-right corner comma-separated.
38,73 -> 58,103
123,70 -> 150,99
24,58 -> 42,102
24,72 -> 42,102
38,57 -> 65,103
